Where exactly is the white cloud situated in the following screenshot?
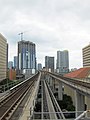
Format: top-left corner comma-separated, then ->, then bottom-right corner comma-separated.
0,0 -> 90,68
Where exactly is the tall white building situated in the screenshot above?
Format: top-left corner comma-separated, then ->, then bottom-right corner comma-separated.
56,50 -> 69,74
0,33 -> 7,81
82,44 -> 90,67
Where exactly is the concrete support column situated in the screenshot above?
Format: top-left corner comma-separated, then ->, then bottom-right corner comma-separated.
75,90 -> 85,117
45,74 -> 49,81
58,81 -> 63,100
51,78 -> 55,93
47,75 -> 50,84
85,97 -> 90,117
48,77 -> 55,94
49,77 -> 53,87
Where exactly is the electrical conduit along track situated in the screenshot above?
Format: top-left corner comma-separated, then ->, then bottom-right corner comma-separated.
43,80 -> 58,119
41,79 -> 50,119
0,72 -> 40,120
45,80 -> 66,120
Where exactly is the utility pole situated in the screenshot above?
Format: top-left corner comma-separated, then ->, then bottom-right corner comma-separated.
18,32 -> 23,41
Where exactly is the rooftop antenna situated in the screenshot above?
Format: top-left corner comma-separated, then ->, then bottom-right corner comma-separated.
18,32 -> 23,41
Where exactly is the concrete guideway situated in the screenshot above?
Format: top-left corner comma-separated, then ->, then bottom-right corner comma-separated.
43,80 -> 58,119
45,80 -> 65,119
17,71 -> 90,120
41,79 -> 50,119
1,71 -> 90,120
27,71 -> 66,120
44,71 -> 90,119
19,72 -> 41,120
48,72 -> 90,97
0,72 -> 41,120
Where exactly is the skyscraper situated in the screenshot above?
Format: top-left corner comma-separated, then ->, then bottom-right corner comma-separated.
14,56 -> 17,69
0,33 -> 7,81
82,44 -> 90,67
8,61 -> 13,69
38,63 -> 42,70
18,40 -> 36,74
57,50 -> 69,74
45,56 -> 54,72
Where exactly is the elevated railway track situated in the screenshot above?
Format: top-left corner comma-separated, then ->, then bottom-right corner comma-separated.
1,71 -> 90,120
48,72 -> 90,88
0,72 -> 40,120
45,80 -> 65,119
46,72 -> 90,97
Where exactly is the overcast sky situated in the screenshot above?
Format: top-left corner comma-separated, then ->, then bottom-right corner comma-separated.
0,0 -> 90,69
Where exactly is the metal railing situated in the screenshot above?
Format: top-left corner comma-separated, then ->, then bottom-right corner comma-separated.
27,110 -> 90,120
0,80 -> 21,92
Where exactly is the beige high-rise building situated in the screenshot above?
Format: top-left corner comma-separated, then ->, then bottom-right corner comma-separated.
82,44 -> 90,67
0,33 -> 7,81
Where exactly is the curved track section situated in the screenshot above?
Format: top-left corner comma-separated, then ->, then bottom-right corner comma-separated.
47,72 -> 90,96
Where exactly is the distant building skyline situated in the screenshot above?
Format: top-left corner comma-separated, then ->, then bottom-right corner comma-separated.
18,40 -> 36,74
8,61 -> 13,69
56,50 -> 69,74
45,56 -> 54,72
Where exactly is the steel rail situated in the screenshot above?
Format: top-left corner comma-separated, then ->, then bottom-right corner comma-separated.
0,80 -> 34,120
0,73 -> 40,120
0,80 -> 29,108
8,80 -> 35,120
0,72 -> 39,108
